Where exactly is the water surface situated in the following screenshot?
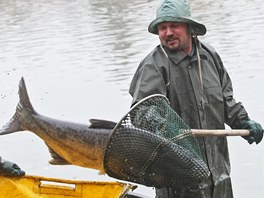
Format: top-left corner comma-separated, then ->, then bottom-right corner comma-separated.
0,0 -> 263,197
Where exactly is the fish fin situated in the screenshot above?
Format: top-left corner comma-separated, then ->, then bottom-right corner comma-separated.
0,77 -> 36,135
0,118 -> 22,135
47,146 -> 70,165
98,170 -> 105,175
49,158 -> 70,165
18,77 -> 35,112
89,119 -> 117,129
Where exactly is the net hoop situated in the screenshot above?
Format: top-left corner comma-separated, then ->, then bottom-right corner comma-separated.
103,94 -> 210,187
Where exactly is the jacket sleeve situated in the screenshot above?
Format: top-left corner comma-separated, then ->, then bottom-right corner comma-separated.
129,56 -> 167,106
214,52 -> 249,128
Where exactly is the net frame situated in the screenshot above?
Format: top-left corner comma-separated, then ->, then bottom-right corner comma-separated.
103,94 -> 210,187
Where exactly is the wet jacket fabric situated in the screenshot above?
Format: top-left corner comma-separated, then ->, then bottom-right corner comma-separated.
129,40 -> 248,198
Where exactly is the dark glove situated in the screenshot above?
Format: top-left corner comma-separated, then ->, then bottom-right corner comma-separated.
241,119 -> 264,144
0,160 -> 25,177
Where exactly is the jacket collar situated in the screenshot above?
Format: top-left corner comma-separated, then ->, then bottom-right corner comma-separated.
159,39 -> 208,65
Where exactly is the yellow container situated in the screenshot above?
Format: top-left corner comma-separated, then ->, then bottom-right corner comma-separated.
0,175 -> 136,198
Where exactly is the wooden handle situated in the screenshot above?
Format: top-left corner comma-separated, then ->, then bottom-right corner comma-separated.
191,129 -> 250,137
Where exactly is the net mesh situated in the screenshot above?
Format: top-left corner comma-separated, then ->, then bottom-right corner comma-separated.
104,94 -> 210,187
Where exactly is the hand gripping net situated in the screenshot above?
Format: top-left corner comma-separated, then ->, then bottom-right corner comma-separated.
103,94 -> 210,188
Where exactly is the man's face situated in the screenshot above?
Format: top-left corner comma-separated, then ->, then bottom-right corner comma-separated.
157,22 -> 192,53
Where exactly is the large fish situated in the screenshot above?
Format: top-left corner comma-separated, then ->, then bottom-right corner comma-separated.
0,77 -> 116,172
0,77 -> 210,187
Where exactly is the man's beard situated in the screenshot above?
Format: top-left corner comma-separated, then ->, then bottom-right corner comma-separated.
162,35 -> 184,52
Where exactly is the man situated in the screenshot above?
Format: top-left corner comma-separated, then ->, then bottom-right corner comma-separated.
0,157 -> 25,177
129,0 -> 263,197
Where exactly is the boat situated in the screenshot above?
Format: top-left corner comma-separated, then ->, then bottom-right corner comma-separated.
0,175 -> 137,198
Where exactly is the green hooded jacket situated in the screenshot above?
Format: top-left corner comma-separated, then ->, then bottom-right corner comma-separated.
129,0 -> 248,197
129,39 -> 248,198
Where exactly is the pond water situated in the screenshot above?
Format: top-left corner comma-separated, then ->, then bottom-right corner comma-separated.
0,0 -> 263,197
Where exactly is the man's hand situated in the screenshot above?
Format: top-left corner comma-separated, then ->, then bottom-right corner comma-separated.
0,160 -> 25,177
241,119 -> 264,144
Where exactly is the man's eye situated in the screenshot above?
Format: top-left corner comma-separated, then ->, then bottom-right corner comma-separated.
171,24 -> 179,28
158,26 -> 166,31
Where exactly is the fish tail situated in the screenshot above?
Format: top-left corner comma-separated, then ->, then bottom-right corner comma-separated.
0,77 -> 35,135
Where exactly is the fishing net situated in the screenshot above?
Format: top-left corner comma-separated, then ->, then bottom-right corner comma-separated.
103,94 -> 210,188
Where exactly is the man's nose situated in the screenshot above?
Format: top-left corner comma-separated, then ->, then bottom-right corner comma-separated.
166,27 -> 173,36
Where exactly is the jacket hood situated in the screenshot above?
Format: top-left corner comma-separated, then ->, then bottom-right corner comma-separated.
148,0 -> 206,36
